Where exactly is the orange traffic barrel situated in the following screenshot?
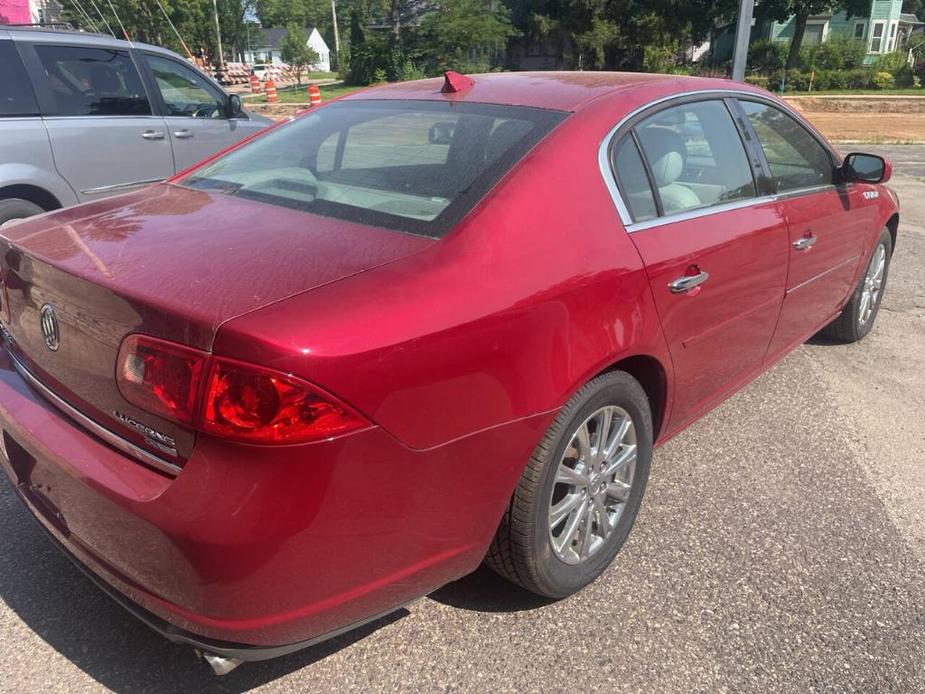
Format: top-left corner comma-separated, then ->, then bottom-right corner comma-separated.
308,83 -> 321,107
265,79 -> 278,103
249,73 -> 261,93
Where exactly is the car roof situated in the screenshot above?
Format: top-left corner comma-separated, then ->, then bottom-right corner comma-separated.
1,25 -> 181,59
339,71 -> 763,113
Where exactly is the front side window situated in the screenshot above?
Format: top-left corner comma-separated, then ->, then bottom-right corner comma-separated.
34,45 -> 150,116
0,41 -> 39,117
739,100 -> 833,192
632,100 -> 756,216
146,55 -> 225,118
181,100 -> 565,237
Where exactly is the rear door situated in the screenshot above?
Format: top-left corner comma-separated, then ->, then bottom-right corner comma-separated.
18,40 -> 174,201
736,99 -> 872,357
139,52 -> 254,172
608,98 -> 789,431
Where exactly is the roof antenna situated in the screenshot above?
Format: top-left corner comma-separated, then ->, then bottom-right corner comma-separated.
441,71 -> 475,94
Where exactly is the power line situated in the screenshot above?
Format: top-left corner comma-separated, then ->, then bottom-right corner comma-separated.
106,0 -> 131,41
70,0 -> 101,32
87,0 -> 115,35
153,0 -> 194,59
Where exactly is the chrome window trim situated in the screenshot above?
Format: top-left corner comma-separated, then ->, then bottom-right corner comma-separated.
80,178 -> 164,195
4,346 -> 181,476
597,88 -> 842,233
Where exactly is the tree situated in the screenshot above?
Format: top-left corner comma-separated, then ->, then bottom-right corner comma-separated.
415,0 -> 517,72
280,24 -> 320,83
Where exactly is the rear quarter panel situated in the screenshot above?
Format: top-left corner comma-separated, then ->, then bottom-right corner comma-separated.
213,101 -> 674,451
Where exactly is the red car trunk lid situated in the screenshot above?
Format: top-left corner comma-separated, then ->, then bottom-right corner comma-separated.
0,184 -> 431,467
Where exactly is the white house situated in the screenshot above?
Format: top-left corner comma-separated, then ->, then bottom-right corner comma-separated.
242,26 -> 331,72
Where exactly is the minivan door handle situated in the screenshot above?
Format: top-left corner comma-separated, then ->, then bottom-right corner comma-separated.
173,129 -> 193,139
669,269 -> 710,294
793,233 -> 817,251
142,130 -> 165,140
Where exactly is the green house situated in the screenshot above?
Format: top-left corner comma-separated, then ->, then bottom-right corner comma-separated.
769,0 -> 922,63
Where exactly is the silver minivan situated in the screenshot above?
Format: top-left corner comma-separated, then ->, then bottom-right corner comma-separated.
0,26 -> 271,225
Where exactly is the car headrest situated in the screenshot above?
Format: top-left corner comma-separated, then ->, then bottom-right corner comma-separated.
90,65 -> 121,94
637,127 -> 686,187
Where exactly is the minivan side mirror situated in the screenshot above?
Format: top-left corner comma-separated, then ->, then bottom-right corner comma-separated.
842,152 -> 891,184
227,93 -> 245,119
428,122 -> 455,145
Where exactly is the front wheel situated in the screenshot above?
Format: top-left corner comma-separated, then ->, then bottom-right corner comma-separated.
821,227 -> 892,343
485,371 -> 652,598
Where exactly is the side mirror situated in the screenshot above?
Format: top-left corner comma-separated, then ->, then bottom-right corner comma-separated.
842,152 -> 891,184
227,93 -> 245,118
428,122 -> 455,145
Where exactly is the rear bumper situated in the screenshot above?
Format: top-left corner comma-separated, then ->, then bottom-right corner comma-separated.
0,348 -> 551,651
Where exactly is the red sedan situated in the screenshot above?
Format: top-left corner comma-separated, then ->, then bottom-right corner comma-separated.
0,72 -> 898,673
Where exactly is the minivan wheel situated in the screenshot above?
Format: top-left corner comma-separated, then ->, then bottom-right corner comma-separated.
485,371 -> 652,598
821,227 -> 892,343
0,198 -> 45,228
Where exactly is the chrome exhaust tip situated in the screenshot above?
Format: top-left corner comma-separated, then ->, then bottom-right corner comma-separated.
197,650 -> 244,676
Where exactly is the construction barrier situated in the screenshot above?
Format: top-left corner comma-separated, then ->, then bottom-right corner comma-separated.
249,73 -> 262,93
264,79 -> 278,104
308,83 -> 322,107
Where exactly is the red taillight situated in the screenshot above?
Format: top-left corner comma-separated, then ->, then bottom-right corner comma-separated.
116,335 -> 208,426
201,358 -> 370,444
116,334 -> 370,444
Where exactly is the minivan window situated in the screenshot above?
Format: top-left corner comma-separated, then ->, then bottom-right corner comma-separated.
634,100 -> 756,216
146,54 -> 225,118
738,100 -> 834,192
612,136 -> 657,222
0,41 -> 39,117
34,45 -> 150,117
182,100 -> 565,238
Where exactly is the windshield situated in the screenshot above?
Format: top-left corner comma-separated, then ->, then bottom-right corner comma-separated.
181,100 -> 566,237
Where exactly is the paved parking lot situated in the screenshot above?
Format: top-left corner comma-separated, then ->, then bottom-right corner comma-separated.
1,150 -> 923,694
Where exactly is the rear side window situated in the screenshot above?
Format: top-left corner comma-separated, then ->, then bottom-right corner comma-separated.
34,45 -> 150,117
633,100 -> 756,216
0,41 -> 39,117
612,136 -> 657,222
182,100 -> 565,238
738,100 -> 834,192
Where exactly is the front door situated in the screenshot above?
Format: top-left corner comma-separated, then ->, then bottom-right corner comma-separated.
736,99 -> 873,357
609,98 -> 789,431
27,43 -> 174,201
142,53 -> 248,172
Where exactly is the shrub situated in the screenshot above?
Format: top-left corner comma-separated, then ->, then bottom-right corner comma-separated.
745,74 -> 770,89
873,51 -> 909,75
804,37 -> 867,71
748,39 -> 787,73
872,71 -> 895,89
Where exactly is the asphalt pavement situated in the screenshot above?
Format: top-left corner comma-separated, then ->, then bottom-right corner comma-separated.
1,150 -> 924,693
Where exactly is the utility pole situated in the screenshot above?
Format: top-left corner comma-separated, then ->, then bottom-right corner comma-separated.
331,0 -> 340,57
731,0 -> 755,82
212,0 -> 225,79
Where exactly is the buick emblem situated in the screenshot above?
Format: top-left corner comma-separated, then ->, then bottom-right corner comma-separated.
40,303 -> 59,352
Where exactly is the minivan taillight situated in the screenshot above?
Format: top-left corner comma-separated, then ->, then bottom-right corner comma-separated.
115,335 -> 370,444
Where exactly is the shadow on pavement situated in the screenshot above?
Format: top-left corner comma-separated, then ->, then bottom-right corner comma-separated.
428,564 -> 556,612
0,482 -> 407,693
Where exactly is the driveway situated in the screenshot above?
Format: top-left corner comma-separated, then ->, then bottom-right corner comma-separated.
1,149 -> 924,694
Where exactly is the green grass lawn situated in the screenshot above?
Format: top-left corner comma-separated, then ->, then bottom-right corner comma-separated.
787,88 -> 925,96
270,83 -> 367,103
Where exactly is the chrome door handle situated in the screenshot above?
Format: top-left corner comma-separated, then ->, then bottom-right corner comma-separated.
142,130 -> 165,140
668,270 -> 710,294
173,130 -> 193,139
793,234 -> 817,251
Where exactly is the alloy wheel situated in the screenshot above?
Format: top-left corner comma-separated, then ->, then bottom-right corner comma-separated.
548,405 -> 637,565
859,243 -> 886,326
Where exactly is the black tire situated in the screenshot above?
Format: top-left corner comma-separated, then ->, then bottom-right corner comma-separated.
820,227 -> 892,343
0,198 -> 45,227
485,371 -> 653,598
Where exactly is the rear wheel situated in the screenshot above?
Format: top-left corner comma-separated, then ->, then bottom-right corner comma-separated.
0,198 -> 45,228
485,371 -> 652,598
821,227 -> 892,343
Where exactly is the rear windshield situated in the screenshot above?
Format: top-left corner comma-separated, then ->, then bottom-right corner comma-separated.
181,100 -> 566,237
